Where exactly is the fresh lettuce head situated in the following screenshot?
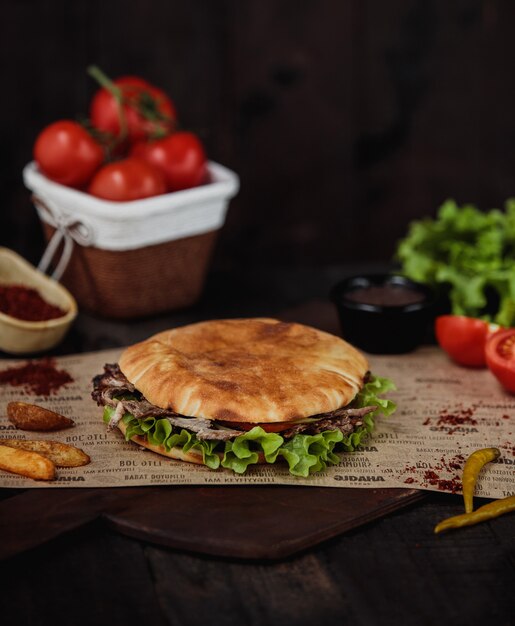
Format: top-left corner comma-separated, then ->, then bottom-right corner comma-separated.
396,198 -> 515,325
104,374 -> 396,478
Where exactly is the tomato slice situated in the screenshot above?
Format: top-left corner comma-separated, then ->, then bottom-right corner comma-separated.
435,315 -> 499,367
485,329 -> 515,393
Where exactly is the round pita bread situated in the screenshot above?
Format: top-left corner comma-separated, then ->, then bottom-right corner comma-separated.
119,318 -> 368,423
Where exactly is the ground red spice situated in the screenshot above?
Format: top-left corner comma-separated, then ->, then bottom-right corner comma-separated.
423,470 -> 462,493
444,455 -> 465,471
500,442 -> 515,456
437,407 -> 477,427
0,359 -> 73,395
434,478 -> 462,492
400,454 -> 467,492
0,284 -> 66,321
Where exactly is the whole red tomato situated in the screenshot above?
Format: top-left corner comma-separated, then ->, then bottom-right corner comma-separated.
88,158 -> 166,201
435,315 -> 500,367
130,132 -> 207,192
34,120 -> 104,187
90,76 -> 176,144
485,329 -> 515,393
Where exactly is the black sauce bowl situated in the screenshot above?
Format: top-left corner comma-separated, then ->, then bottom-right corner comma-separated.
330,274 -> 436,354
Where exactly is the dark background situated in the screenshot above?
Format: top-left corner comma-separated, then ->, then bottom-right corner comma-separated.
1,0 -> 515,270
1,5 -> 514,622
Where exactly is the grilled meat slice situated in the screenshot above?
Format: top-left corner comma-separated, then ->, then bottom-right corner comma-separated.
164,417 -> 245,441
92,363 -> 137,407
281,406 -> 376,438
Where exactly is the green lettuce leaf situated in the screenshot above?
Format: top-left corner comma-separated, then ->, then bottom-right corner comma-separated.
350,374 -> 397,421
103,373 -> 395,477
221,426 -> 284,474
271,430 -> 343,477
103,407 -> 222,469
396,198 -> 515,325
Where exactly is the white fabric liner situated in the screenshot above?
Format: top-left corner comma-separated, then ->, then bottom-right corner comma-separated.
23,161 -> 239,252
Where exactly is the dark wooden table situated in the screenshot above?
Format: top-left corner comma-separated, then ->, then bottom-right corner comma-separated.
1,267 -> 513,626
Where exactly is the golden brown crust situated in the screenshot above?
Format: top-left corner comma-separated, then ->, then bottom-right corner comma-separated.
119,318 -> 368,424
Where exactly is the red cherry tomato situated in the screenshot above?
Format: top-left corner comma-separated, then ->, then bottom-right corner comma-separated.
34,120 -> 104,187
130,132 -> 207,191
87,157 -> 166,202
485,329 -> 515,393
435,315 -> 499,367
90,76 -> 176,144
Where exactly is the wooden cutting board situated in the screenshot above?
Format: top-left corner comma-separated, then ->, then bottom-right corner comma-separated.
0,485 -> 423,561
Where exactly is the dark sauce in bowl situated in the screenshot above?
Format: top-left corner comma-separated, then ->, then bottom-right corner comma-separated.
331,274 -> 435,354
344,285 -> 427,308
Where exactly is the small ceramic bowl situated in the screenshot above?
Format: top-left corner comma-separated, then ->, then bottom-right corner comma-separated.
331,274 -> 435,354
0,247 -> 77,354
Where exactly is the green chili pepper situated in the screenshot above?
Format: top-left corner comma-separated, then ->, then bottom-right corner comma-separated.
434,496 -> 515,534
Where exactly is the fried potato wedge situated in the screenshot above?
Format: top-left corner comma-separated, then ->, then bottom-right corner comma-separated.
0,444 -> 55,480
0,439 -> 90,467
7,402 -> 74,431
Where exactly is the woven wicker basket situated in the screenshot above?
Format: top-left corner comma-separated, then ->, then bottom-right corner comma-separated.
24,161 -> 239,319
41,223 -> 218,318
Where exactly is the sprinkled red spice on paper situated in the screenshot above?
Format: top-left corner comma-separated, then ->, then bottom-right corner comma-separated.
0,359 -> 74,395
423,470 -> 462,493
437,407 -> 477,427
398,453 -> 467,492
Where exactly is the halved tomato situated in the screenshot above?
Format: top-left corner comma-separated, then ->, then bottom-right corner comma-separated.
435,315 -> 499,367
485,329 -> 515,393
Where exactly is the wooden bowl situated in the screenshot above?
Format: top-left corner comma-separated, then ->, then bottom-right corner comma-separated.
0,247 -> 77,354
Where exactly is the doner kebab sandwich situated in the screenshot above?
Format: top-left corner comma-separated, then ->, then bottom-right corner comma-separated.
92,318 -> 396,476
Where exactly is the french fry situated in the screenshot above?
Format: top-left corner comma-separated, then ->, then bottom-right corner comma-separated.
7,402 -> 74,431
0,439 -> 90,467
0,444 -> 55,480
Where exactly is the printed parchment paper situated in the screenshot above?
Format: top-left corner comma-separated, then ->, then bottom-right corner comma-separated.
0,347 -> 513,496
